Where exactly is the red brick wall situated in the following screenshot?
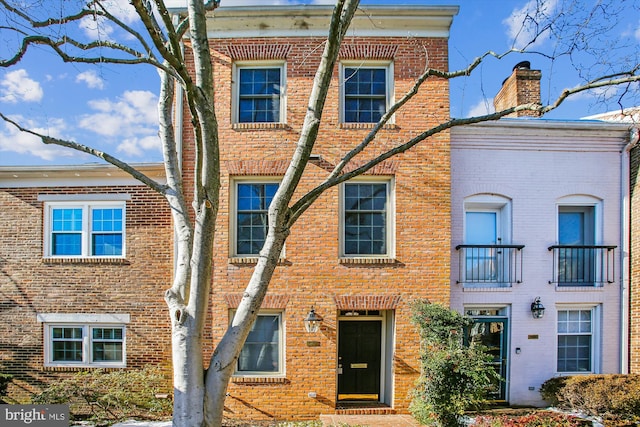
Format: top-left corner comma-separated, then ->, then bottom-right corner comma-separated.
0,185 -> 173,401
180,35 -> 451,419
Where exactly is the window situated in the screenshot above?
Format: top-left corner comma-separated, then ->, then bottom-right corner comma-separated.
460,195 -> 518,286
235,63 -> 285,123
39,313 -> 129,368
44,201 -> 125,258
341,62 -> 392,123
236,312 -> 283,376
557,205 -> 595,285
234,181 -> 279,256
557,308 -> 598,373
342,180 -> 393,257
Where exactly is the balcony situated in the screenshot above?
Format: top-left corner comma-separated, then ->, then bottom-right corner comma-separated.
548,245 -> 616,286
455,245 -> 525,287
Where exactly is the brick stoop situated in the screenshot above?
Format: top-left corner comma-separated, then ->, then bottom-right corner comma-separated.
334,402 -> 397,415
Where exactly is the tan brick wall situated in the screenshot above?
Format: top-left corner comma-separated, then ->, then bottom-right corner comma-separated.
180,35 -> 451,419
0,186 -> 173,401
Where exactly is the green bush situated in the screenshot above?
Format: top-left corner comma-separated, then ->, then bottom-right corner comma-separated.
540,374 -> 640,423
0,373 -> 13,403
31,366 -> 172,423
409,300 -> 500,427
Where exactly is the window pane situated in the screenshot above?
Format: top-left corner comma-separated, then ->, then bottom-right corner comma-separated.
238,315 -> 280,372
344,183 -> 387,255
52,233 -> 82,255
52,327 -> 83,362
238,68 -> 281,123
92,234 -> 123,256
557,310 -> 592,372
52,208 -> 82,231
343,67 -> 387,123
236,183 -> 279,255
93,342 -> 123,362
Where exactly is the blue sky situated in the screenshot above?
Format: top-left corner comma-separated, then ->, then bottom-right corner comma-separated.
0,0 -> 638,166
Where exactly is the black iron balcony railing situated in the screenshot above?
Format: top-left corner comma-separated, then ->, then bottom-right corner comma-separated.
455,244 -> 525,286
548,245 -> 616,286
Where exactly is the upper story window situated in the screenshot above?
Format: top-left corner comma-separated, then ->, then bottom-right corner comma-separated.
234,62 -> 285,124
235,311 -> 284,376
341,62 -> 393,123
38,313 -> 129,368
457,195 -> 523,286
44,201 -> 126,258
341,180 -> 393,257
233,181 -> 280,257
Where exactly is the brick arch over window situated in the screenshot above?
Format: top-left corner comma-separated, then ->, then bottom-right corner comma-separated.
225,44 -> 292,60
339,44 -> 398,60
334,294 -> 401,310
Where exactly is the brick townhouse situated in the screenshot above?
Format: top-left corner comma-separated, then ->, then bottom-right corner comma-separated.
0,164 -> 173,401
173,4 -> 457,419
451,62 -> 632,406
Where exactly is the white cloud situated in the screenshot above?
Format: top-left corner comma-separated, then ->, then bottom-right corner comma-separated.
79,15 -> 115,40
0,116 -> 81,161
503,0 -> 559,49
0,69 -> 44,104
467,98 -> 495,117
76,70 -> 105,90
78,90 -> 160,158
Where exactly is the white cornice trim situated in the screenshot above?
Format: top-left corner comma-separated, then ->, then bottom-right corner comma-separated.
37,313 -> 131,324
0,163 -> 166,188
177,5 -> 459,39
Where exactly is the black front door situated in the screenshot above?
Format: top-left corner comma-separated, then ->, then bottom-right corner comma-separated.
337,320 -> 382,400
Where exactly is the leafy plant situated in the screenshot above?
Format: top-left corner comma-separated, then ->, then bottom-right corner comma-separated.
0,372 -> 12,403
409,300 -> 500,427
31,366 -> 172,422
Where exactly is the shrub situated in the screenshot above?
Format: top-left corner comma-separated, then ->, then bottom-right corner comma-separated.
410,300 -> 500,427
31,366 -> 172,423
0,373 -> 12,403
473,411 -> 589,427
540,374 -> 640,423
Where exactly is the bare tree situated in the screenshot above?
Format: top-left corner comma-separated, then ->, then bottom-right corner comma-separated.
1,0 -> 639,426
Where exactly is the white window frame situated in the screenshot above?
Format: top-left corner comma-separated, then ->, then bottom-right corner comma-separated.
232,61 -> 287,124
230,178 -> 283,258
38,313 -> 129,368
462,195 -> 512,286
42,200 -> 126,258
556,305 -> 601,374
340,60 -> 394,124
232,310 -> 285,377
339,177 -> 395,258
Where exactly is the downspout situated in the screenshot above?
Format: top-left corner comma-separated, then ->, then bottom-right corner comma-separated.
621,126 -> 640,374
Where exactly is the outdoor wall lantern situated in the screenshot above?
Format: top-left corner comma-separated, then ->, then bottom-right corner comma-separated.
530,297 -> 545,319
304,308 -> 323,333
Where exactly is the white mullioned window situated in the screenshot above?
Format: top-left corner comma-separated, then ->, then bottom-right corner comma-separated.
340,178 -> 394,258
234,311 -> 284,376
557,306 -> 600,373
340,61 -> 394,124
43,200 -> 126,258
39,314 -> 129,368
233,61 -> 286,124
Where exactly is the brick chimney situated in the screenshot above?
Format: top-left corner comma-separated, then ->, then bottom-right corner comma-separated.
493,61 -> 542,117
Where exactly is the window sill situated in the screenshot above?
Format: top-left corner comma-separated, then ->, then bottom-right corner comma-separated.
232,122 -> 289,131
555,285 -> 604,292
43,365 -> 125,371
462,285 -> 513,292
231,376 -> 290,385
229,257 -> 289,265
339,123 -> 398,130
339,257 -> 397,265
43,257 -> 130,265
